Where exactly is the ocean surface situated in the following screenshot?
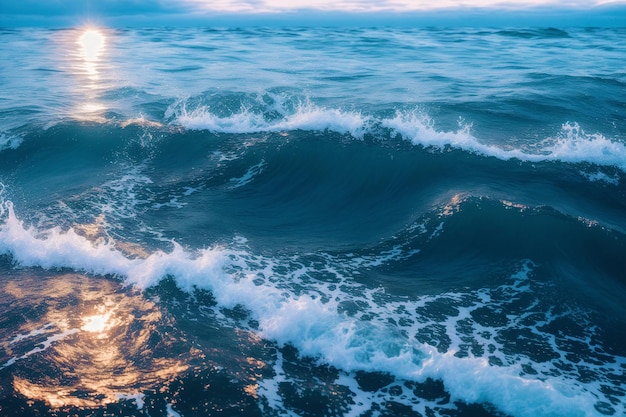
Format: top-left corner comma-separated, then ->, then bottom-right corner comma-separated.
0,26 -> 625,417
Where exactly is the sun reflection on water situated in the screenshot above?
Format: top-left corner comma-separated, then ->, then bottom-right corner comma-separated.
78,29 -> 105,62
81,303 -> 117,338
77,29 -> 106,81
73,28 -> 108,120
81,313 -> 112,333
0,274 -> 191,408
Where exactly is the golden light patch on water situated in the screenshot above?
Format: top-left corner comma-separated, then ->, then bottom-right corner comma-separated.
441,193 -> 465,216
3,281 -> 26,298
80,301 -> 118,337
244,383 -> 259,398
72,215 -> 150,259
73,213 -> 108,243
81,311 -> 113,333
13,377 -> 91,408
0,273 -> 192,408
119,117 -> 164,129
0,269 -> 276,411
502,200 -> 528,210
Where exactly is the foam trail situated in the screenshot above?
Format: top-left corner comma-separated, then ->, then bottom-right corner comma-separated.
1,328 -> 80,370
0,200 -> 608,417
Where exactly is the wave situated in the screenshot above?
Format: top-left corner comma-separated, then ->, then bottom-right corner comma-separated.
384,112 -> 626,172
3,90 -> 625,176
2,117 -> 624,249
0,195 -> 624,417
164,93 -> 626,174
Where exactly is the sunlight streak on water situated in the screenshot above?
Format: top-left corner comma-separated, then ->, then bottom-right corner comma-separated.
72,28 -> 109,121
77,29 -> 105,80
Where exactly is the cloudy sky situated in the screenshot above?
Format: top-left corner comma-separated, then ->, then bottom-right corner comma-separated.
1,0 -> 625,26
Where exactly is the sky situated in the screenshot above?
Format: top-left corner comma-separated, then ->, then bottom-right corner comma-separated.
1,0 -> 625,27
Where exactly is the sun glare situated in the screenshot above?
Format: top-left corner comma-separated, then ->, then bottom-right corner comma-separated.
78,29 -> 105,62
81,305 -> 117,336
81,312 -> 112,333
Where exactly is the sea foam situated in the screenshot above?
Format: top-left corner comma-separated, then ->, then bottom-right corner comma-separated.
0,132 -> 23,152
167,97 -> 370,139
0,198 -> 619,417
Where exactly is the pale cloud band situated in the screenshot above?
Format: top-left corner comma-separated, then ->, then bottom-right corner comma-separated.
182,0 -> 625,13
1,0 -> 625,26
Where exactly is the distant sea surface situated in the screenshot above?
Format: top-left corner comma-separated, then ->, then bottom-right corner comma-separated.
0,26 -> 625,417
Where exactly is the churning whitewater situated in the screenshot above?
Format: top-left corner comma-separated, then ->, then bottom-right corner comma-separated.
0,26 -> 625,417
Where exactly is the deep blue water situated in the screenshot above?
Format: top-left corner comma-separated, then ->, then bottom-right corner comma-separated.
0,26 -> 625,417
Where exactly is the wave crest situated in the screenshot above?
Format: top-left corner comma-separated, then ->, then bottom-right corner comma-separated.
384,112 -> 626,172
536,122 -> 626,170
165,92 -> 626,174
166,94 -> 370,138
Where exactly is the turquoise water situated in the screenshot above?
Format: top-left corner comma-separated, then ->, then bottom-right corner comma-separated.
0,26 -> 625,417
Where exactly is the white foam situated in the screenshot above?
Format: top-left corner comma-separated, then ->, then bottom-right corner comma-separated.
116,393 -> 145,410
383,112 -> 626,172
382,111 -> 482,150
536,123 -> 626,170
0,199 -> 622,417
0,201 -> 141,277
183,187 -> 198,196
8,323 -> 55,344
0,132 -> 23,151
166,403 -> 182,417
333,373 -> 381,416
256,350 -> 300,417
230,160 -> 266,188
580,169 -> 620,185
1,325 -> 80,370
167,97 -> 371,139
152,197 -> 186,210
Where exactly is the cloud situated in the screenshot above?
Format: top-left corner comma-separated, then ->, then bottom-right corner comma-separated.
1,0 -> 190,17
0,0 -> 199,27
1,0 -> 625,26
182,0 -> 625,13
3,0 -> 624,16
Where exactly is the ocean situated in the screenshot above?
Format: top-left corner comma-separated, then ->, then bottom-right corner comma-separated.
0,25 -> 625,417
